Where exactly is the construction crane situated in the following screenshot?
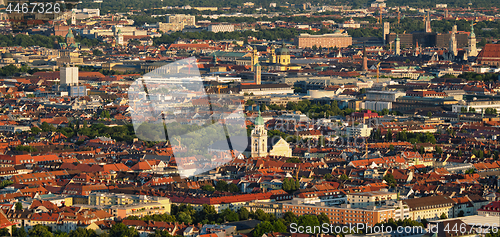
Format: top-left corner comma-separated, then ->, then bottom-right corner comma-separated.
216,85 -> 228,94
376,62 -> 381,83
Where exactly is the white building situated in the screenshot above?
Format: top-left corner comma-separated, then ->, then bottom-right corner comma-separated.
60,67 -> 78,86
366,91 -> 405,102
347,191 -> 398,208
208,24 -> 234,33
364,101 -> 392,111
345,124 -> 373,138
452,100 -> 500,114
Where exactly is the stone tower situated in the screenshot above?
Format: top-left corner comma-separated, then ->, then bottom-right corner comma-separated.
254,62 -> 261,85
251,111 -> 268,158
468,21 -> 478,57
449,25 -> 458,56
395,34 -> 401,55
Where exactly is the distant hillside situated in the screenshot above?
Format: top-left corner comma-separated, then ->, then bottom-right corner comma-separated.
79,0 -> 499,14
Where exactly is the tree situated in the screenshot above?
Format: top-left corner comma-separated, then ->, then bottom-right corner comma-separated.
238,207 -> 250,220
339,174 -> 350,181
427,111 -> 432,117
439,213 -> 447,219
0,180 -> 13,189
260,103 -> 267,112
228,183 -> 240,193
0,228 -> 10,237
458,210 -> 465,217
253,221 -> 274,237
386,129 -> 393,141
31,127 -> 41,135
318,213 -> 329,224
201,185 -> 215,191
12,227 -> 27,237
109,223 -> 138,237
69,228 -> 97,237
215,180 -> 228,192
15,202 -> 23,211
176,212 -> 192,224
28,225 -> 53,237
383,173 -> 397,187
273,220 -> 287,232
220,208 -> 239,222
283,212 -> 297,225
435,146 -> 443,154
92,49 -> 104,56
389,144 -> 395,151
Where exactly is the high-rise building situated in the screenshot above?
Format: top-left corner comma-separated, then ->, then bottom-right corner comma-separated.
60,67 -> 79,86
383,22 -> 390,44
468,21 -> 478,57
251,111 -> 267,158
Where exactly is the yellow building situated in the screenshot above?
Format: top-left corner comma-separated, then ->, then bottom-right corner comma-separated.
109,199 -> 171,220
89,193 -> 165,206
347,191 -> 398,208
269,137 -> 292,157
261,44 -> 301,71
403,195 -> 455,221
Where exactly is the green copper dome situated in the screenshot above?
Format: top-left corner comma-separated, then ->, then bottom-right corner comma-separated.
255,111 -> 264,126
275,43 -> 289,55
66,28 -> 74,39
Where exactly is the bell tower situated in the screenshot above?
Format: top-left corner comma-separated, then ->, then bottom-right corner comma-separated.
251,111 -> 268,158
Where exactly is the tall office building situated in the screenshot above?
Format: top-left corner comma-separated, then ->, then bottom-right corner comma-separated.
60,67 -> 79,86
56,67 -> 87,97
383,22 -> 390,44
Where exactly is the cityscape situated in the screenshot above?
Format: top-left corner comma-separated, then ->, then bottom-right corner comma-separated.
0,0 -> 499,237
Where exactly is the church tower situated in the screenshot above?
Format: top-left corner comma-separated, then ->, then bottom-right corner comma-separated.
425,11 -> 432,33
468,21 -> 478,57
450,25 -> 458,56
254,63 -> 261,85
269,45 -> 276,64
395,34 -> 401,55
251,111 -> 268,158
116,29 -> 124,46
362,43 -> 368,71
276,43 -> 290,66
251,47 -> 258,71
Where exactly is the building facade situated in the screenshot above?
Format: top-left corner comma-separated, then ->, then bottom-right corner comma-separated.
295,32 -> 352,49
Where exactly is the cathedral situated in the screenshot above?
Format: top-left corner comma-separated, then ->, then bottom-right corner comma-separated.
260,43 -> 301,72
251,111 -> 292,158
